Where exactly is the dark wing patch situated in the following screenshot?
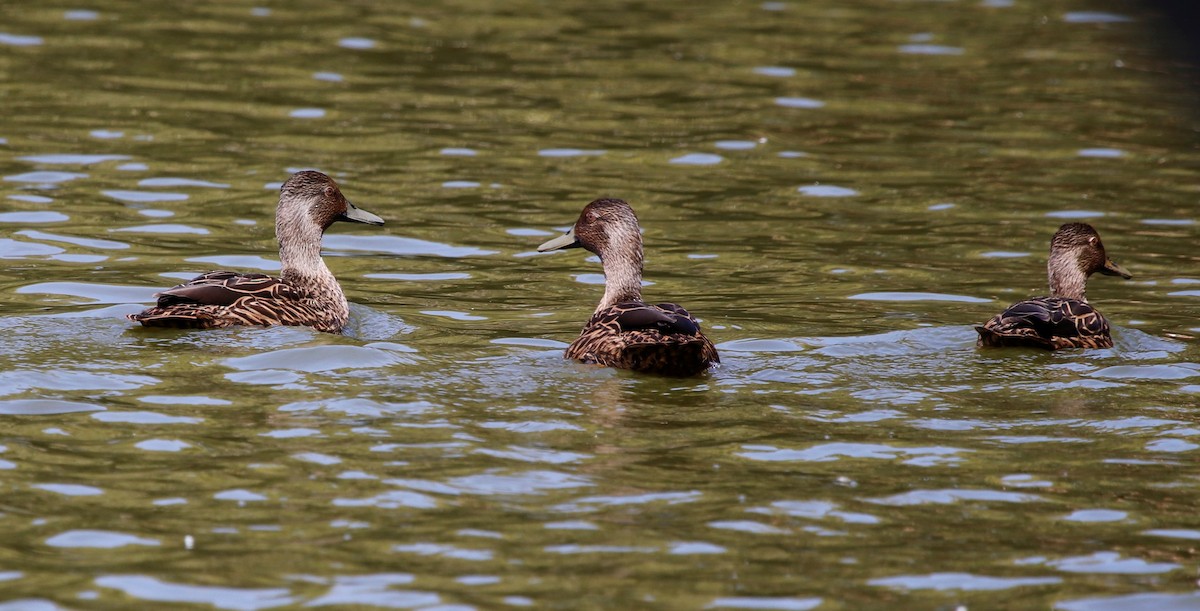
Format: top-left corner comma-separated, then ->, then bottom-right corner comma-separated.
613,303 -> 699,336
566,301 -> 719,376
977,296 -> 1112,350
999,298 -> 1082,337
155,273 -> 293,307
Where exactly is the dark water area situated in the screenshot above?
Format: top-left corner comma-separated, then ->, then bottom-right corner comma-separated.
1,0 -> 1199,609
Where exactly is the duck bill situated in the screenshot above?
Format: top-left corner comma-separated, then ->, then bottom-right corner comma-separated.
339,201 -> 384,226
538,228 -> 580,252
1100,258 -> 1132,279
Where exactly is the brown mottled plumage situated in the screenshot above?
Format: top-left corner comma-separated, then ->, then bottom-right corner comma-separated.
127,171 -> 384,334
976,223 -> 1131,350
537,198 -> 719,376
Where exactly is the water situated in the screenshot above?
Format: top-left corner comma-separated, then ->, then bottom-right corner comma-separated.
1,0 -> 1199,608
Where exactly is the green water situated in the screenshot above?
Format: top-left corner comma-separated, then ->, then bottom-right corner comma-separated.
1,0 -> 1199,608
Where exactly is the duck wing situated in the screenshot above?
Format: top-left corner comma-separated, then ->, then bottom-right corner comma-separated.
154,272 -> 301,307
566,301 -> 719,375
129,271 -> 312,330
977,296 -> 1111,349
612,302 -> 699,336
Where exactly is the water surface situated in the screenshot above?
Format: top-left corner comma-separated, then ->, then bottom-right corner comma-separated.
1,0 -> 1199,608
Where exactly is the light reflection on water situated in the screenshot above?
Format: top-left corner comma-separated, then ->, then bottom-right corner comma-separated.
0,0 -> 1198,608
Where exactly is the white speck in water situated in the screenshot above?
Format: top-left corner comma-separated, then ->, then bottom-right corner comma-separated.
250,7 -> 270,16
441,147 -> 477,156
778,151 -> 808,158
313,72 -> 343,82
184,535 -> 194,549
90,129 -> 124,139
761,1 -> 787,10
928,202 -> 955,210
442,180 -> 480,188
117,162 -> 147,171
290,108 -> 325,119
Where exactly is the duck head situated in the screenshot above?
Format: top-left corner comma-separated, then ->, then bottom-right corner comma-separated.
275,171 -> 383,278
537,198 -> 642,261
539,198 -> 646,310
278,170 -> 383,234
1047,222 -> 1131,300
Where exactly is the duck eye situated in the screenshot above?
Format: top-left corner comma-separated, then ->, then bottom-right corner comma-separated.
323,185 -> 336,198
1088,236 -> 1097,245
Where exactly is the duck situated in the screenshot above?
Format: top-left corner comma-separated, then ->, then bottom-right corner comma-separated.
537,198 -> 719,376
976,222 -> 1131,350
127,170 -> 384,334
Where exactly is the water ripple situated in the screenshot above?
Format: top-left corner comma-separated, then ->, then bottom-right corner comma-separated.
46,530 -> 159,548
17,281 -> 159,303
706,597 -> 822,610
867,489 -> 1044,506
323,234 -> 497,257
20,154 -> 129,165
0,399 -> 104,415
224,346 -> 414,373
4,171 -> 87,184
0,33 -> 43,46
1019,551 -> 1178,574
738,442 -> 967,465
95,575 -> 294,609
869,572 -> 1060,591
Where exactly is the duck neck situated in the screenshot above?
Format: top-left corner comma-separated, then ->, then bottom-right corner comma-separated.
1047,250 -> 1088,301
596,246 -> 644,313
277,221 -> 342,302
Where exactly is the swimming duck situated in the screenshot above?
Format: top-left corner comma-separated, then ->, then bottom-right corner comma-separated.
127,170 -> 383,334
976,222 -> 1131,350
537,198 -> 719,376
